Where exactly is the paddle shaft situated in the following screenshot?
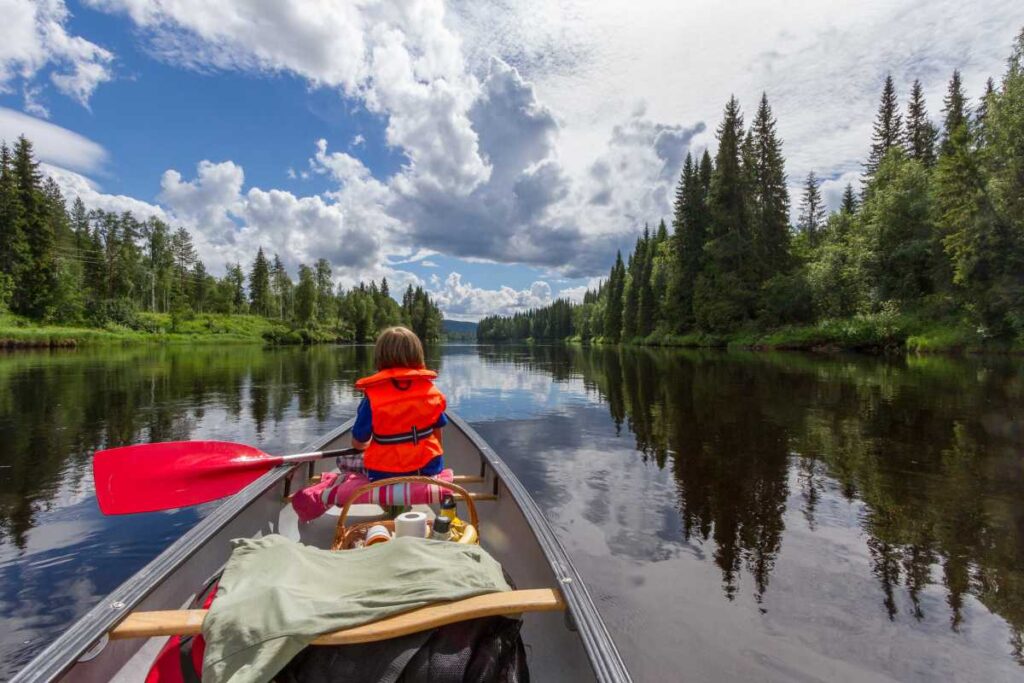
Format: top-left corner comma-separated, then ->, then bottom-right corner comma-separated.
277,447 -> 362,466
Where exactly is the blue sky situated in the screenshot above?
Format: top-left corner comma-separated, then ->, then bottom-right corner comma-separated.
0,0 -> 1020,319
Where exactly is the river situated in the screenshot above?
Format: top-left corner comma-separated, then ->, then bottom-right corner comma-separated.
0,344 -> 1021,681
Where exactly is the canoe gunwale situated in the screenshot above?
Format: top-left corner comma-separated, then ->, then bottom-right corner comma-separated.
10,419 -> 356,683
446,413 -> 632,683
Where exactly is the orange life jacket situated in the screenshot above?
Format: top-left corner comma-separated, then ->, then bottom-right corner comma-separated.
354,367 -> 446,473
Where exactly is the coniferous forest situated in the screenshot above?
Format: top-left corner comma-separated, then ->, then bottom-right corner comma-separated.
0,138 -> 442,345
478,30 -> 1024,351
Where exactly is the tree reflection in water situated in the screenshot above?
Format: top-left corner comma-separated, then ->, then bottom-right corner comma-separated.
476,344 -> 1024,659
1,343 -> 1022,673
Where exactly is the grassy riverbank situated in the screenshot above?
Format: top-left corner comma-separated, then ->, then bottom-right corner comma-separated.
0,312 -> 300,347
564,311 -> 1023,354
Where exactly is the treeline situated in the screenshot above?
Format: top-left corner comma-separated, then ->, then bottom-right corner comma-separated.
0,138 -> 442,342
479,30 -> 1024,346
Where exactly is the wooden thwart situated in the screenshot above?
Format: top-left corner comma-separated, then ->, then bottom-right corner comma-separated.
109,588 -> 564,646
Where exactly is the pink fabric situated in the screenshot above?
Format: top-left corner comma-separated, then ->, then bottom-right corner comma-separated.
291,469 -> 455,522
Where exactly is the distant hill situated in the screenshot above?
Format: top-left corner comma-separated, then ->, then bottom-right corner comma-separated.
442,319 -> 478,341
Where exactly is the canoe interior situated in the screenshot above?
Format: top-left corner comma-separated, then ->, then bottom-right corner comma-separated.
45,416 -> 606,682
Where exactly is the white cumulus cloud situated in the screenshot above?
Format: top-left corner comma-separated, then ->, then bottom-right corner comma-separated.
0,0 -> 113,107
0,107 -> 107,172
429,272 -> 554,321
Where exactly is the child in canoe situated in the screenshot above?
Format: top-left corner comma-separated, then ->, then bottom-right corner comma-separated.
291,326 -> 450,521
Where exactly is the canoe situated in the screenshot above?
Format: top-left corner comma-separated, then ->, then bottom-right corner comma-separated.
12,413 -> 631,682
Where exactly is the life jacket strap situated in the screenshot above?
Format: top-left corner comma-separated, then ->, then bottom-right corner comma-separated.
372,424 -> 435,445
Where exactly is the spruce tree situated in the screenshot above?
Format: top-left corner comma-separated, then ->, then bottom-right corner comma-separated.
294,263 -> 316,325
271,254 -> 292,319
226,263 -> 246,313
671,153 -> 702,330
70,197 -> 89,253
668,153 -> 693,328
866,75 -> 904,177
621,236 -> 642,339
708,97 -> 748,244
749,92 -> 790,277
905,80 -> 937,167
841,183 -> 858,215
248,247 -> 271,316
972,27 -> 1024,334
603,251 -> 625,342
797,172 -> 825,242
12,136 -> 56,318
974,77 -> 997,150
192,261 -> 209,312
941,70 -> 969,155
0,142 -> 29,290
169,226 -> 195,308
695,96 -> 754,330
314,258 -> 333,323
637,226 -> 657,337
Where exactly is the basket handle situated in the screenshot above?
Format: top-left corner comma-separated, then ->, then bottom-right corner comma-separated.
337,475 -> 480,530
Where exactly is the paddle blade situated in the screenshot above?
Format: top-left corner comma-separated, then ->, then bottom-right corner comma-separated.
93,441 -> 281,515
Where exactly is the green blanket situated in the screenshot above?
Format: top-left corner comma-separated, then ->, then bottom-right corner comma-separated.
201,534 -> 511,683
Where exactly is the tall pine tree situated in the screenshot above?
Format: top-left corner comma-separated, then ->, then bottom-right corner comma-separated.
941,70 -> 969,155
0,142 -> 29,301
621,234 -> 643,339
249,247 -> 271,316
797,172 -> 825,242
695,96 -> 754,330
12,136 -> 56,318
748,93 -> 790,277
271,254 -> 292,319
841,183 -> 859,215
603,251 -> 625,342
905,80 -> 937,167
866,75 -> 904,177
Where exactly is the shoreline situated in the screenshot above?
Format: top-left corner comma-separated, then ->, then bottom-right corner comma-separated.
0,312 -> 328,349
3,315 -> 1021,356
488,317 -> 1024,356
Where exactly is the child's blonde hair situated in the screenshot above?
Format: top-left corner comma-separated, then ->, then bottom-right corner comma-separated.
374,326 -> 426,370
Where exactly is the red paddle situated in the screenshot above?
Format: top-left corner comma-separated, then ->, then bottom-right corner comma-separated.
92,440 -> 361,515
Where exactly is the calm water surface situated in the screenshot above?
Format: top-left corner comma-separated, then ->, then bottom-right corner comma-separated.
0,344 -> 1022,681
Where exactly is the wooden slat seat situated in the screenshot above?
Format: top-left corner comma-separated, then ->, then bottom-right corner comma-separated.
109,588 -> 564,646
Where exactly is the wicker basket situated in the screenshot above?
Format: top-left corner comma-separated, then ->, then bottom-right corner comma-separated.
331,476 -> 480,550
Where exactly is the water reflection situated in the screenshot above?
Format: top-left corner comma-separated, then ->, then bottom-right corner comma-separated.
0,344 -> 1022,680
466,345 -> 1024,677
0,345 -> 439,676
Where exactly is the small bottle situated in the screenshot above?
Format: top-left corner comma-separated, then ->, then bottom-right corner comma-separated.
439,494 -> 465,540
439,494 -> 458,522
430,516 -> 452,541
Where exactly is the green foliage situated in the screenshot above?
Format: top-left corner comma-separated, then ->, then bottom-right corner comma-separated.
905,79 -> 938,167
479,31 -> 1024,352
866,74 -> 904,178
859,151 -> 936,303
797,172 -> 825,244
248,247 -> 272,316
0,136 -> 445,346
804,212 -> 872,318
294,264 -> 316,326
0,272 -> 12,313
87,298 -> 140,328
748,93 -> 791,278
758,269 -> 814,327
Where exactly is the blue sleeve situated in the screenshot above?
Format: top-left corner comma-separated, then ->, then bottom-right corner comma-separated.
352,398 -> 373,441
434,412 -> 448,429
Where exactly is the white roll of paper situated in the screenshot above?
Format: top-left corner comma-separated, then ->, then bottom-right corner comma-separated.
394,511 -> 428,538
